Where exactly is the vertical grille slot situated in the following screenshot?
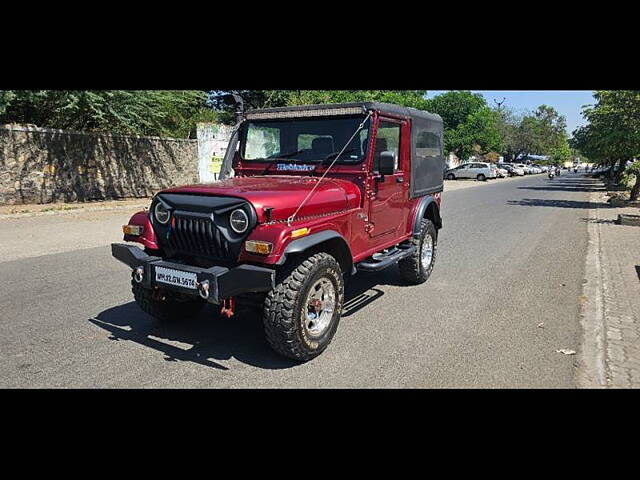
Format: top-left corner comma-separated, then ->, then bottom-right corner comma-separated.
165,214 -> 230,260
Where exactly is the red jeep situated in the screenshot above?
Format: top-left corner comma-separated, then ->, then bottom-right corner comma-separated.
112,102 -> 444,360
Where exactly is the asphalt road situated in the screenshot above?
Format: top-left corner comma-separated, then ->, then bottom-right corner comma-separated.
0,172 -> 596,388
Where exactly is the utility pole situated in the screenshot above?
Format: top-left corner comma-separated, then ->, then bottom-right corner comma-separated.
494,97 -> 506,112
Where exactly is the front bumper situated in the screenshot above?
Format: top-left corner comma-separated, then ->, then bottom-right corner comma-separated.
111,243 -> 275,304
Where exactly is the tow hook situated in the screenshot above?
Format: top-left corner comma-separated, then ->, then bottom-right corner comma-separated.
133,266 -> 144,283
198,280 -> 210,300
220,297 -> 235,318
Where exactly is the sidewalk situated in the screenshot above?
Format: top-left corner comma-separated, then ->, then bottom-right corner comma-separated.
580,186 -> 640,387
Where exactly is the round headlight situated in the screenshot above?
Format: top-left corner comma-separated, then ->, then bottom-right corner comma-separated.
154,202 -> 171,224
229,208 -> 249,234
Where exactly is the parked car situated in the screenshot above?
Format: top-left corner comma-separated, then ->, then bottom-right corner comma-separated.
111,101 -> 444,361
502,164 -> 525,176
445,162 -> 497,181
516,163 -> 530,174
493,165 -> 508,178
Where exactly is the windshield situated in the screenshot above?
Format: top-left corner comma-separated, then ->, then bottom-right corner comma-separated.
240,115 -> 370,163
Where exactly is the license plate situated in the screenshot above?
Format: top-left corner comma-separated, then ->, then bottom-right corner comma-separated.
155,266 -> 197,290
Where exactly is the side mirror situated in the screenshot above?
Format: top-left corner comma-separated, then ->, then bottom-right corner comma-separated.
378,151 -> 396,176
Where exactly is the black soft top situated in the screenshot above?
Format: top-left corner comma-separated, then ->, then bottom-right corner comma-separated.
245,102 -> 442,124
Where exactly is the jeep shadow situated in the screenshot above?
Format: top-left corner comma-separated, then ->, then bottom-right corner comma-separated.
89,266 -> 402,370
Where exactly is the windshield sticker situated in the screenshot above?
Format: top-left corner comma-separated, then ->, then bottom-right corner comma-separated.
276,163 -> 316,172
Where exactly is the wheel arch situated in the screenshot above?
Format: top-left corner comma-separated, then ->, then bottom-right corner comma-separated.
412,196 -> 442,235
276,230 -> 354,275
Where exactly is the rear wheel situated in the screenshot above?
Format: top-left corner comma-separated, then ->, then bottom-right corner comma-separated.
398,219 -> 437,285
447,173 -> 455,180
263,252 -> 344,361
477,174 -> 486,181
132,280 -> 206,322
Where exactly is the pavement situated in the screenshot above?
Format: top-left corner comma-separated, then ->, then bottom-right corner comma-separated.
578,185 -> 640,387
0,172 -> 614,388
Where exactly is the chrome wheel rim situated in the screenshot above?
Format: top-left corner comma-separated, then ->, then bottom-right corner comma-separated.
421,235 -> 434,270
304,278 -> 336,338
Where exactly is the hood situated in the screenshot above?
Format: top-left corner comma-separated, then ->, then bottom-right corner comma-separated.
161,175 -> 362,223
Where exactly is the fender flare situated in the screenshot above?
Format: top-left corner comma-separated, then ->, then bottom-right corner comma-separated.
275,230 -> 354,273
412,195 -> 442,235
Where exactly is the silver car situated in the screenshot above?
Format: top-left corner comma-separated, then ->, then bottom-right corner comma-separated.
445,162 -> 497,181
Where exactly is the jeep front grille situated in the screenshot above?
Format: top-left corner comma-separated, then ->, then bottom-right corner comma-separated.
166,214 -> 230,259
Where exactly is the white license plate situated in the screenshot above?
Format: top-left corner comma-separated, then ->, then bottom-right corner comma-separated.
155,266 -> 198,290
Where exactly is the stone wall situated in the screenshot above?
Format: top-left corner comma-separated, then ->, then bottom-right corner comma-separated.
0,125 -> 199,205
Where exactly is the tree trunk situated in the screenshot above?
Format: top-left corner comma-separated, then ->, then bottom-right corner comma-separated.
631,175 -> 640,201
615,158 -> 627,184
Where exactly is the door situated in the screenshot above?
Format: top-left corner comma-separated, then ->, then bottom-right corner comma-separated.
457,164 -> 471,178
367,119 -> 408,239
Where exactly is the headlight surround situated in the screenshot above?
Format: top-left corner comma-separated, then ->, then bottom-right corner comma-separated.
154,202 -> 171,225
229,208 -> 249,234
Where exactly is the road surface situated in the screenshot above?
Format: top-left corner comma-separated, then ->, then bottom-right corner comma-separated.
0,173 -> 596,387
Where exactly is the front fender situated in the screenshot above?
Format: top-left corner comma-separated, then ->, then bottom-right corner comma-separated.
123,210 -> 159,250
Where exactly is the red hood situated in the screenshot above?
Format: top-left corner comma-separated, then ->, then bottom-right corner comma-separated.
161,175 -> 361,223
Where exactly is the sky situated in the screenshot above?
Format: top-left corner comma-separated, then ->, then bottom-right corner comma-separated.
425,90 -> 595,137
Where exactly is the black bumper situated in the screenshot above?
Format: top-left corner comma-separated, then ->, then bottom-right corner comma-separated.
111,243 -> 275,304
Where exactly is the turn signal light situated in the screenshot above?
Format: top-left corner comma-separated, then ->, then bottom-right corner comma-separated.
291,227 -> 310,239
245,240 -> 273,255
123,225 -> 144,236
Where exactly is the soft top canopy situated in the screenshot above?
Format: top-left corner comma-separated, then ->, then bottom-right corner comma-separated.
245,102 -> 442,124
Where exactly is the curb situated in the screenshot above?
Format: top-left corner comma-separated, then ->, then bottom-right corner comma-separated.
577,188 -> 608,388
0,202 -> 149,220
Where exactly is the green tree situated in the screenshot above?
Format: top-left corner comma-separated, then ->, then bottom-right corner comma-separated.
0,90 -> 214,138
571,91 -> 640,184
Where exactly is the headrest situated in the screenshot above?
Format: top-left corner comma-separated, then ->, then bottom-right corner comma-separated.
311,137 -> 334,155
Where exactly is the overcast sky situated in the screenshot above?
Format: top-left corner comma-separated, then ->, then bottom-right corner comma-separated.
426,91 -> 595,137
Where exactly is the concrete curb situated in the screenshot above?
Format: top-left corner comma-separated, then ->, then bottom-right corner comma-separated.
0,202 -> 149,220
577,189 -> 608,388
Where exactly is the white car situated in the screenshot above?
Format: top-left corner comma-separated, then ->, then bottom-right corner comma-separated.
494,166 -> 508,178
445,162 -> 497,181
516,164 -> 531,174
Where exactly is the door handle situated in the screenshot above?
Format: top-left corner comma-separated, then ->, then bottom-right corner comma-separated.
396,176 -> 404,183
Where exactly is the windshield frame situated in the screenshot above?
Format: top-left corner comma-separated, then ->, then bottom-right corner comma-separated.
238,114 -> 371,165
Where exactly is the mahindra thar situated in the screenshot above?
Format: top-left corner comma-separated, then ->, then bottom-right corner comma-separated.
112,102 -> 444,361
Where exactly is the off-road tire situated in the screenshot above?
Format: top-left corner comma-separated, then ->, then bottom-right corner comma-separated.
132,280 -> 205,322
398,219 -> 437,285
447,173 -> 455,180
263,252 -> 344,361
477,174 -> 486,181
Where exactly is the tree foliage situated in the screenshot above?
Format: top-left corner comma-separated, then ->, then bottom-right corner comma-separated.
0,90 -> 216,138
570,90 -> 640,196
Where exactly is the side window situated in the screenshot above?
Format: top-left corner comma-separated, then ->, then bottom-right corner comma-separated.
374,121 -> 401,172
416,131 -> 441,157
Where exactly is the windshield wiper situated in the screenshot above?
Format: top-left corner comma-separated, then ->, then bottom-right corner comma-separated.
268,149 -> 304,160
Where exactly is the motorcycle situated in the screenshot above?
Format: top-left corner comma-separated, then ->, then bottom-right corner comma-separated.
548,171 -> 555,179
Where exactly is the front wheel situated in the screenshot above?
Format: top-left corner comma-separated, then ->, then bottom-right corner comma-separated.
477,174 -> 486,181
447,173 -> 455,180
398,219 -> 437,285
263,252 -> 344,361
132,280 -> 206,322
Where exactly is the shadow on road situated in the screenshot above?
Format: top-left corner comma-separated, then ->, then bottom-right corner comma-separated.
508,176 -> 610,210
89,267 -> 403,370
508,198 -> 607,209
517,183 -> 606,193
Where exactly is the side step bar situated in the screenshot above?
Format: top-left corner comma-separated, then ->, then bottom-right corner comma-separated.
356,245 -> 416,272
